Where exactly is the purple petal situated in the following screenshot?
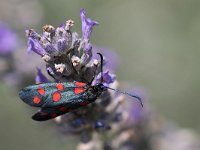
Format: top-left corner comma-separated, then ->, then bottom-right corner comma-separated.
57,39 -> 67,53
102,71 -> 116,84
35,67 -> 50,83
85,42 -> 92,53
51,26 -> 72,54
80,8 -> 99,40
42,42 -> 57,55
0,22 -> 17,55
93,70 -> 116,86
81,42 -> 92,65
85,43 -> 92,60
27,38 -> 46,56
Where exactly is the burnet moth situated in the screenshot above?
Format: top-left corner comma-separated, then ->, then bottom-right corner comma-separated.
19,53 -> 143,121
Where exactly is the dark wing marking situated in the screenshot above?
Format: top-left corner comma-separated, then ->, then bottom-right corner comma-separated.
32,106 -> 69,121
32,98 -> 90,121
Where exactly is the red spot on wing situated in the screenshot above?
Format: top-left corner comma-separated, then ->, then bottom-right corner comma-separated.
33,96 -> 41,104
75,82 -> 86,87
52,92 -> 61,102
80,101 -> 89,106
51,113 -> 57,118
74,87 -> 85,94
74,82 -> 86,94
37,87 -> 45,95
56,83 -> 64,91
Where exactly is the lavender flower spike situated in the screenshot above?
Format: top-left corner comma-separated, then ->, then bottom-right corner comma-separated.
35,67 -> 50,83
80,8 -> 99,41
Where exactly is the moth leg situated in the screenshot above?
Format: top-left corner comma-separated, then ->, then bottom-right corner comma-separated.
89,52 -> 104,85
88,62 -> 98,85
47,68 -> 56,80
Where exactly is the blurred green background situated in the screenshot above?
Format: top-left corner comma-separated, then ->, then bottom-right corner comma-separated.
0,0 -> 200,149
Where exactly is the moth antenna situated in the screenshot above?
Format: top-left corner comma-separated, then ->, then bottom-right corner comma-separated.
105,86 -> 143,107
97,52 -> 104,83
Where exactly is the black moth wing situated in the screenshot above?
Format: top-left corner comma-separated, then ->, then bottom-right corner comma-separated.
19,82 -> 86,108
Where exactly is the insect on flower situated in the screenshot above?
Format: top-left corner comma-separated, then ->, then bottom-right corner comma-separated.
19,53 -> 143,121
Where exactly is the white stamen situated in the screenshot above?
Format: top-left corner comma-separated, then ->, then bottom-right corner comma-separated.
42,54 -> 51,62
65,19 -> 75,30
42,24 -> 55,33
93,59 -> 99,66
55,63 -> 66,73
71,55 -> 80,67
